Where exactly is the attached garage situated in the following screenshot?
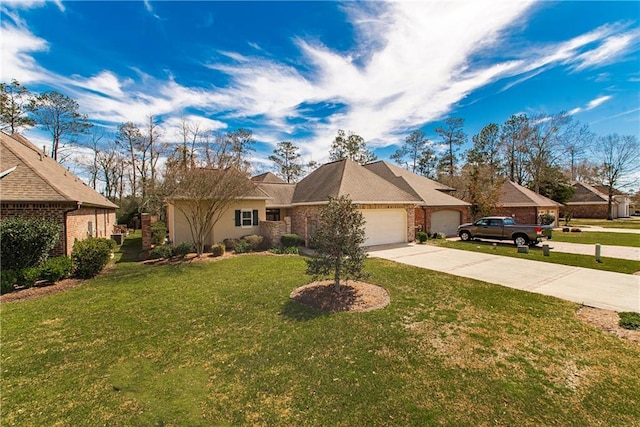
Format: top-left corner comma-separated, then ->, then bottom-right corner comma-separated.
360,209 -> 407,246
430,210 -> 461,237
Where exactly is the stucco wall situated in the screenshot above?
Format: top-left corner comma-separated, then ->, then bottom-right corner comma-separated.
168,200 -> 266,246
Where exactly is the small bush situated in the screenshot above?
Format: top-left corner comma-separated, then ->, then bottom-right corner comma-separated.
211,244 -> 225,257
40,256 -> 73,283
571,228 -> 582,233
0,216 -> 61,271
1,270 -> 18,294
72,238 -> 114,279
173,241 -> 195,257
151,221 -> 167,245
281,234 -> 303,248
430,232 -> 446,240
223,238 -> 239,251
242,235 -> 265,251
19,267 -> 41,288
270,246 -> 300,255
149,246 -> 173,259
234,239 -> 252,254
539,214 -> 555,226
619,312 -> 640,330
416,231 -> 428,243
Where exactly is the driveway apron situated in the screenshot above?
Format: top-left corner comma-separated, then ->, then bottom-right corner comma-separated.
369,244 -> 640,313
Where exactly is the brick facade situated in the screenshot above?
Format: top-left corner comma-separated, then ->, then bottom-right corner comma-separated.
1,202 -> 116,256
563,204 -> 610,219
259,217 -> 291,247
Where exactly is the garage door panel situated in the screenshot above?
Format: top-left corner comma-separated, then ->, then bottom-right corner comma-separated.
360,209 -> 406,246
431,210 -> 461,237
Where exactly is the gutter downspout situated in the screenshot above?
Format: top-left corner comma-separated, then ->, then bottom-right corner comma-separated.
63,202 -> 82,256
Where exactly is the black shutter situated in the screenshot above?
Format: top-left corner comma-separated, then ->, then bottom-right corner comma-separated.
235,210 -> 241,226
252,210 -> 259,226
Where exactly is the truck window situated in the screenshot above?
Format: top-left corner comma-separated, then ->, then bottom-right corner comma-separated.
474,219 -> 488,226
488,219 -> 502,226
503,217 -> 515,225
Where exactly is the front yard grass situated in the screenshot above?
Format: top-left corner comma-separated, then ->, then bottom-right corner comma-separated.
567,218 -> 640,229
431,239 -> 640,274
1,245 -> 639,425
551,231 -> 639,247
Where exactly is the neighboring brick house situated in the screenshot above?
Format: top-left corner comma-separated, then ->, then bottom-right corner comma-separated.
564,182 -> 631,219
0,132 -> 118,256
490,180 -> 562,226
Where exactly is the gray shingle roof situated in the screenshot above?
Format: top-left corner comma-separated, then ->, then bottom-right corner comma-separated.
292,159 -> 421,204
566,182 -> 609,204
251,172 -> 286,183
364,161 -> 470,207
0,132 -> 118,209
257,183 -> 296,207
499,180 -> 563,207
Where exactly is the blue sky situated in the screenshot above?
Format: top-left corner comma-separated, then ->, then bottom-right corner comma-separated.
1,0 -> 639,174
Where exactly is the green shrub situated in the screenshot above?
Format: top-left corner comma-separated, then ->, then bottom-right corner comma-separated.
149,245 -> 173,259
0,216 -> 61,271
211,244 -> 225,257
416,231 -> 428,243
619,312 -> 640,330
234,239 -> 252,254
72,238 -> 113,279
40,256 -> 73,283
430,232 -> 446,239
223,238 -> 239,251
173,241 -> 195,257
1,270 -> 18,294
269,246 -> 300,255
242,235 -> 265,251
151,221 -> 167,245
281,234 -> 303,248
19,267 -> 41,288
539,214 -> 556,226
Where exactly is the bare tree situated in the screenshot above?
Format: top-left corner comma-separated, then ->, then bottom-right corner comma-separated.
526,112 -> 570,194
329,129 -> 377,165
468,123 -> 501,184
0,79 -> 35,134
169,167 -> 255,257
593,134 -> 640,220
500,114 -> 530,185
116,122 -> 144,197
562,120 -> 595,181
29,90 -> 92,162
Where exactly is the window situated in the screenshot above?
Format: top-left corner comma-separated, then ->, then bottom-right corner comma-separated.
87,221 -> 93,236
241,210 -> 253,227
266,209 -> 281,221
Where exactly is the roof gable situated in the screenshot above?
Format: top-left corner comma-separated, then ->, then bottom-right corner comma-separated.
251,171 -> 286,183
292,159 -> 420,204
0,132 -> 118,209
364,161 -> 470,207
499,180 -> 562,207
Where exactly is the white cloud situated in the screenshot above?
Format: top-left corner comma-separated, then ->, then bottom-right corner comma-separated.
0,23 -> 49,82
568,95 -> 613,115
573,29 -> 640,71
144,0 -> 161,20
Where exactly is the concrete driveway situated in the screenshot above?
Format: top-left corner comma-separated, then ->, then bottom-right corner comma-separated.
368,243 -> 640,313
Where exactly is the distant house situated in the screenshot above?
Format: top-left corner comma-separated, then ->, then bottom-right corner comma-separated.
0,132 -> 118,256
564,182 -> 631,219
490,180 -> 562,226
167,159 -> 470,248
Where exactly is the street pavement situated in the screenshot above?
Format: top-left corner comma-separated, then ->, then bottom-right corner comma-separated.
368,243 -> 640,313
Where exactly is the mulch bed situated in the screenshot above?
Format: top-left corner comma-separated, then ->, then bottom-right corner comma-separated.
290,280 -> 390,313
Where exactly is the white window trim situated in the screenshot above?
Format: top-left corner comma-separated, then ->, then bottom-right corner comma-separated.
241,209 -> 253,228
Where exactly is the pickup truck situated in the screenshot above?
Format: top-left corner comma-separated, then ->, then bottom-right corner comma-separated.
457,216 -> 552,246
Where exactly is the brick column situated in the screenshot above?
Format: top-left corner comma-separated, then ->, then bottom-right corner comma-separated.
141,213 -> 152,251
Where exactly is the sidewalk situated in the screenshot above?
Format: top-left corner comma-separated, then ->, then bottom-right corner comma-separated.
369,243 -> 640,313
544,241 -> 639,261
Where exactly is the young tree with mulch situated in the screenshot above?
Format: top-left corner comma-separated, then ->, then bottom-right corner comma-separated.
306,195 -> 368,291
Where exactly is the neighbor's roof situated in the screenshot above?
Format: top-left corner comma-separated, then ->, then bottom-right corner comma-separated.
0,132 -> 118,209
251,171 -> 286,184
364,161 -> 470,207
499,180 -> 563,208
292,159 -> 421,204
566,182 -> 612,205
168,167 -> 270,200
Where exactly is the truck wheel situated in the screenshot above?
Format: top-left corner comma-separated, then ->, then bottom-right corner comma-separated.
459,231 -> 472,242
514,235 -> 529,246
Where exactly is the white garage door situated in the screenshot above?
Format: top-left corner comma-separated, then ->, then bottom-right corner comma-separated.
431,210 -> 461,237
360,209 -> 407,246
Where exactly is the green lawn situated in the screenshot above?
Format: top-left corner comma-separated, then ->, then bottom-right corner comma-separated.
567,218 -> 640,229
430,239 -> 640,274
2,237 -> 639,425
551,231 -> 640,247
